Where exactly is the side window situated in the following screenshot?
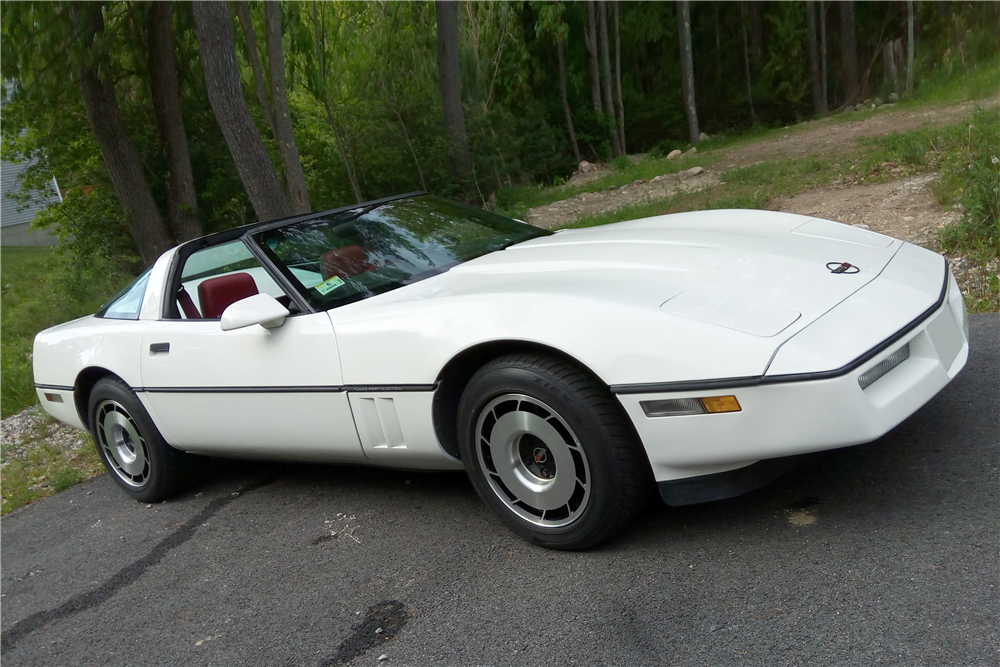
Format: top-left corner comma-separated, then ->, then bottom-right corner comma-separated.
174,240 -> 291,320
99,269 -> 152,320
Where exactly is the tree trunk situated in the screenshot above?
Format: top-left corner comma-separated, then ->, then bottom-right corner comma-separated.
234,0 -> 276,138
906,0 -> 914,95
434,1 -> 473,186
556,37 -> 581,164
147,2 -> 202,243
584,0 -> 602,115
613,1 -> 626,154
597,1 -> 621,157
806,1 -> 825,116
192,1 -> 292,222
677,0 -> 699,143
748,1 -> 763,68
741,1 -> 757,125
75,4 -> 171,267
883,42 -> 898,93
820,0 -> 828,112
264,1 -> 311,214
840,0 -> 858,104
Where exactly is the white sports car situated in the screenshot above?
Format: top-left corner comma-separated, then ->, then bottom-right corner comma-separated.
34,194 -> 969,549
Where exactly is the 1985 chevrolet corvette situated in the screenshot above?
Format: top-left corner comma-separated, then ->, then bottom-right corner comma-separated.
34,193 -> 969,549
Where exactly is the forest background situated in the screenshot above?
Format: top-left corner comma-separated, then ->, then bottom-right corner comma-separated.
3,1 -> 996,268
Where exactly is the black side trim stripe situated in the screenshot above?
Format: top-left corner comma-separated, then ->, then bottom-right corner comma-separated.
34,384 -> 74,392
611,264 -> 950,395
135,384 -> 437,394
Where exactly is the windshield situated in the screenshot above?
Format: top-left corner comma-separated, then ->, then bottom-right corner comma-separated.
250,195 -> 549,310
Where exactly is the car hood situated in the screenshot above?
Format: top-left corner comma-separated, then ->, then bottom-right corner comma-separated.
331,210 -> 908,386
447,209 -> 901,337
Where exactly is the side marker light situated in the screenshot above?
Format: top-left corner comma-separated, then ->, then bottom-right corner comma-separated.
700,395 -> 741,414
641,395 -> 741,417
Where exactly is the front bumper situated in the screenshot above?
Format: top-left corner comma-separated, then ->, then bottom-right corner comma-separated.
616,268 -> 968,485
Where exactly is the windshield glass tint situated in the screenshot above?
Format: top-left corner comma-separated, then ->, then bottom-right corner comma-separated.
251,195 -> 549,310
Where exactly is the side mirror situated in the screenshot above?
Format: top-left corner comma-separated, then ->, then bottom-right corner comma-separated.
220,293 -> 290,331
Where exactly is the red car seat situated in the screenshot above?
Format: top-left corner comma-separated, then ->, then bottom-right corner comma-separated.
197,273 -> 259,319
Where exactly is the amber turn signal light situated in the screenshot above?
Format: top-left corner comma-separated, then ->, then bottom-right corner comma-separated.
700,395 -> 741,413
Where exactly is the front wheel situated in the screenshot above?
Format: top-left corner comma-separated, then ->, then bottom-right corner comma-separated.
457,354 -> 652,550
88,377 -> 190,502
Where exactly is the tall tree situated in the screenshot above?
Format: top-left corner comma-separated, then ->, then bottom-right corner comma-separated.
820,0 -> 828,112
192,1 -> 291,221
906,0 -> 914,95
583,0 -> 602,115
840,0 -> 858,104
147,2 -> 202,243
806,1 -> 826,116
677,0 -> 699,143
741,1 -> 758,125
234,1 -> 276,138
598,1 -> 622,157
264,1 -> 311,214
536,2 -> 581,164
612,2 -> 626,154
435,1 -> 473,186
76,3 -> 172,266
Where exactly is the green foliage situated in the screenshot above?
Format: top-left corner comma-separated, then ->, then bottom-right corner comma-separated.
1,0 -> 997,267
1,247 -> 132,418
759,3 -> 810,114
936,107 -> 1000,255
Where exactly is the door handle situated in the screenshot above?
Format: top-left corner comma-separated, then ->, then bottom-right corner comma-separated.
149,342 -> 170,354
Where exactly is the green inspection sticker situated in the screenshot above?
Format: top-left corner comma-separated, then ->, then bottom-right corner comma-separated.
314,275 -> 346,295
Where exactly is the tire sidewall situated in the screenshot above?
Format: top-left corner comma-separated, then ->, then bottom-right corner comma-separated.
458,363 -> 628,549
88,377 -> 181,503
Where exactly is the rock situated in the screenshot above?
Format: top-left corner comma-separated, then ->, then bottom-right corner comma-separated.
872,96 -> 884,106
651,175 -> 667,183
698,132 -> 710,141
577,160 -> 595,173
889,92 -> 899,102
683,147 -> 697,158
378,655 -> 388,662
631,178 -> 646,186
687,166 -> 705,176
666,149 -> 682,160
375,627 -> 383,634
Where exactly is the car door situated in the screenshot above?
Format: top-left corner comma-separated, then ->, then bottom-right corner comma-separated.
139,239 -> 365,463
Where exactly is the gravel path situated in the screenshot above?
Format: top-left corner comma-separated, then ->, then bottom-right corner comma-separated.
1,407 -> 88,466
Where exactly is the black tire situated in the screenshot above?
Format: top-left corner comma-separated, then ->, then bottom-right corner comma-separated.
88,377 -> 190,502
457,353 -> 652,550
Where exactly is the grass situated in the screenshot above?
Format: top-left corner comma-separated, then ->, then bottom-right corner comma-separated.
1,411 -> 104,515
1,246 -> 131,513
1,247 -> 131,418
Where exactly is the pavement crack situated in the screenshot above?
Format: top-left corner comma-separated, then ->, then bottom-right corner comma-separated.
320,601 -> 407,666
0,475 -> 277,652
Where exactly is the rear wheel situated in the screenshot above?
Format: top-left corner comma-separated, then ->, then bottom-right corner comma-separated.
458,354 -> 652,550
88,377 -> 190,502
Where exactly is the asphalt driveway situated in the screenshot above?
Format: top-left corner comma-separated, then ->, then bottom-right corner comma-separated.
3,315 -> 997,667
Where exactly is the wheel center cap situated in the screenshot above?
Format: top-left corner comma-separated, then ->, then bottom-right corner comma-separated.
533,447 -> 548,464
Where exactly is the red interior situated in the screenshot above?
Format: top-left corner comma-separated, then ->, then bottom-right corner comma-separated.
321,245 -> 374,281
197,273 -> 259,319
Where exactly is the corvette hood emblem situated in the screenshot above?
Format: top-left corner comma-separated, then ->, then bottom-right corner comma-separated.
827,261 -> 860,274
